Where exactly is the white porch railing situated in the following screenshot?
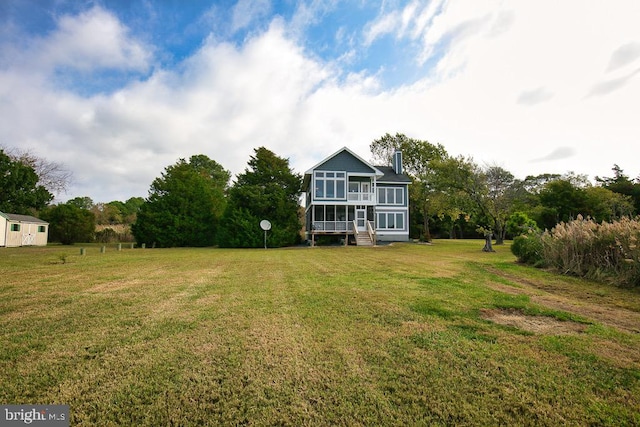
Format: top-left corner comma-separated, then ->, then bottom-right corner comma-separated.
312,221 -> 353,232
366,220 -> 376,243
347,192 -> 375,203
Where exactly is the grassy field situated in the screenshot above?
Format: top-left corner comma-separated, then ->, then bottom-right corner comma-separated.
1,240 -> 639,426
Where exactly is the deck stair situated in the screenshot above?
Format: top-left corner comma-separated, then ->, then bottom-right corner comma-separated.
355,231 -> 374,246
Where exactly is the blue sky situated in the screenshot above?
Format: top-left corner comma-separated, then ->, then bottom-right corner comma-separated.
1,0 -> 639,202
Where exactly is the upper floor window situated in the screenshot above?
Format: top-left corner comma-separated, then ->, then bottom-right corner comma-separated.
377,187 -> 404,205
315,171 -> 346,199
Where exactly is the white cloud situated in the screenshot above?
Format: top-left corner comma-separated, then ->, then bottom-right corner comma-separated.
2,18 -> 335,201
364,0 -> 446,47
517,87 -> 554,106
231,0 -> 272,34
1,1 -> 640,205
39,6 -> 151,73
532,147 -> 577,163
363,10 -> 399,46
607,42 -> 640,72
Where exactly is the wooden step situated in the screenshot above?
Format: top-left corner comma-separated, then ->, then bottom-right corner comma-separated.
355,232 -> 373,246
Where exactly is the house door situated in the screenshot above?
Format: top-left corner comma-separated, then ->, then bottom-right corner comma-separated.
356,207 -> 367,232
361,182 -> 371,201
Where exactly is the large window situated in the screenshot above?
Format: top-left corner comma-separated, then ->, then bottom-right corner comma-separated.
376,212 -> 404,230
315,171 -> 346,199
377,187 -> 404,205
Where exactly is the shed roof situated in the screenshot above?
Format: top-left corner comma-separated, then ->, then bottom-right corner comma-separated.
0,212 -> 48,224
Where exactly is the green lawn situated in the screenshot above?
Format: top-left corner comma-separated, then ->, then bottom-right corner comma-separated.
1,241 -> 639,426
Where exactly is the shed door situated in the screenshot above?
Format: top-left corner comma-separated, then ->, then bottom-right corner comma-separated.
22,224 -> 35,246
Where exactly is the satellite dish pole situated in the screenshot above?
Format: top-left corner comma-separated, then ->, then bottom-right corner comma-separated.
260,220 -> 271,249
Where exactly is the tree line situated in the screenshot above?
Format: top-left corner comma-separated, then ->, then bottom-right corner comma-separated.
3,136 -> 640,248
0,146 -> 302,247
371,133 -> 639,244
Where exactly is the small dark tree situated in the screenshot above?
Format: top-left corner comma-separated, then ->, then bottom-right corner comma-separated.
218,147 -> 302,248
132,155 -> 230,247
0,149 -> 53,214
506,212 -> 539,237
41,203 -> 96,244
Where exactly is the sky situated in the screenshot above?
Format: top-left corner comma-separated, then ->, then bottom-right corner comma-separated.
1,0 -> 639,203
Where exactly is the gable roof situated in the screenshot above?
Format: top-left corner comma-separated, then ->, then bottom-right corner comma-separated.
305,147 -> 383,176
0,212 -> 48,224
302,147 -> 412,190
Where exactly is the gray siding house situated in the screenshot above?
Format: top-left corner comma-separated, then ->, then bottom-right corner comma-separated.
303,147 -> 411,245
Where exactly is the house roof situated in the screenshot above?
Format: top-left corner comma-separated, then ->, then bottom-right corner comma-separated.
376,166 -> 412,184
303,147 -> 385,190
0,212 -> 48,224
302,147 -> 412,190
304,147 -> 383,176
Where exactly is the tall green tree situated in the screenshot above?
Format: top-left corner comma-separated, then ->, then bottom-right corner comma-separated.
584,186 -> 634,222
218,147 -> 302,248
67,196 -> 94,210
538,179 -> 587,228
370,133 -> 450,241
596,164 -> 640,214
435,157 -> 520,244
41,203 -> 96,245
132,155 -> 230,247
104,197 -> 144,225
0,149 -> 53,214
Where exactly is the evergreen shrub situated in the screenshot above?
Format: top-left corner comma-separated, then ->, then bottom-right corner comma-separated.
511,233 -> 544,266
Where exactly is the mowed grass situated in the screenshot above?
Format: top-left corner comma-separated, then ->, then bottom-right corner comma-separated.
1,241 -> 639,426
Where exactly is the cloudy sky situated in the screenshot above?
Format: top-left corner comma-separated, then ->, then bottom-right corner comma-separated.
1,0 -> 639,203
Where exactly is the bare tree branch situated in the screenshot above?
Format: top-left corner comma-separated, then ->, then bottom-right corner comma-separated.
1,145 -> 73,195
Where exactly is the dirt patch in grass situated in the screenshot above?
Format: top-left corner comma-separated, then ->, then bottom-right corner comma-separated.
480,308 -> 588,335
485,268 -> 640,334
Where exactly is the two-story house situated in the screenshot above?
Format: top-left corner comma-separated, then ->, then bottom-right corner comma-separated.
303,147 -> 411,246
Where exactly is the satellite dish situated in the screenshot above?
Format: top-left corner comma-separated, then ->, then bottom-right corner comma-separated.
260,220 -> 271,249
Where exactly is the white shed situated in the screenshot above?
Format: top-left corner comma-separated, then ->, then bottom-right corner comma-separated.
0,212 -> 49,247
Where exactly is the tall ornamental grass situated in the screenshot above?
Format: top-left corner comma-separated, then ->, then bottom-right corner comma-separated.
515,216 -> 640,287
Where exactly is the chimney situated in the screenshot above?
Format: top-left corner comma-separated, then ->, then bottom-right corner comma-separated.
392,150 -> 403,175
